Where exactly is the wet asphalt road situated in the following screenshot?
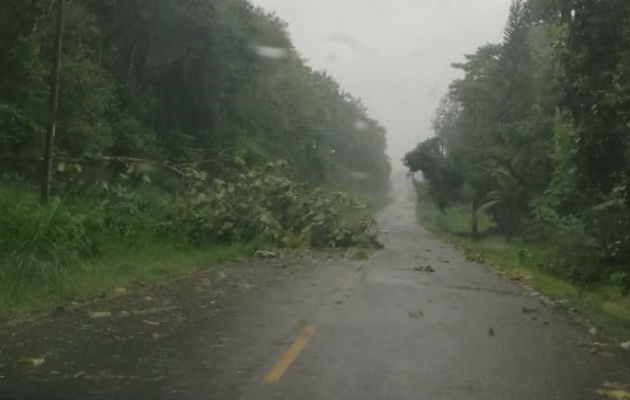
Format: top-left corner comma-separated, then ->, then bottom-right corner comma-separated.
169,174 -> 627,400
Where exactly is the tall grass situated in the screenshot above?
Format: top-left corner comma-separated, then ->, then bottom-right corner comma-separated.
0,185 -> 259,315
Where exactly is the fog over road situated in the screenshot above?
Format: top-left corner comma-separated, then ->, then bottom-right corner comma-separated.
251,0 -> 512,168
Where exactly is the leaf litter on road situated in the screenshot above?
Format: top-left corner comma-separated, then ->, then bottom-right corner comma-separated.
413,265 -> 435,272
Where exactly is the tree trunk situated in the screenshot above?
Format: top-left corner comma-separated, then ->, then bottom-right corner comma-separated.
40,0 -> 64,205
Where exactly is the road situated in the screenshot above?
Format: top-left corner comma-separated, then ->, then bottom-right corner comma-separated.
171,174 -> 627,399
1,175 -> 627,399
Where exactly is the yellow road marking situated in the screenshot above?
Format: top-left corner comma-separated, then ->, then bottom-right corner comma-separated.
262,323 -> 317,383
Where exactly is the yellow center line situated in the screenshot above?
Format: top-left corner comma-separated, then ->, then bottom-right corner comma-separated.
262,323 -> 318,383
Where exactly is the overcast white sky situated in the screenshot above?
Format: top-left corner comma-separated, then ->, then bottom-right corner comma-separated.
250,0 -> 511,170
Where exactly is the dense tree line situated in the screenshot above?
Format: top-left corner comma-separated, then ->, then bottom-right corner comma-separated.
0,0 -> 390,193
0,0 -> 391,304
405,0 -> 629,285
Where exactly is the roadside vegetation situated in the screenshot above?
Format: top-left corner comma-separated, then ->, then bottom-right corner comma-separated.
405,0 -> 629,339
0,1 -> 390,315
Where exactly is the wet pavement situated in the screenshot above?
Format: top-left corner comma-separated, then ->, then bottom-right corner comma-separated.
1,174 -> 628,399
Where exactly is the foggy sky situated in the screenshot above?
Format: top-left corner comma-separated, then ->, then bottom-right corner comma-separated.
250,0 -> 511,170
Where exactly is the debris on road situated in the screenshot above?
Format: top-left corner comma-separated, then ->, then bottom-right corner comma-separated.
620,340 -> 630,351
408,309 -> 424,318
114,287 -> 128,295
488,327 -> 495,336
522,306 -> 538,314
21,357 -> 45,367
88,311 -> 112,319
589,326 -> 599,336
254,250 -> 277,258
151,333 -> 167,340
596,381 -> 630,399
413,265 -> 435,272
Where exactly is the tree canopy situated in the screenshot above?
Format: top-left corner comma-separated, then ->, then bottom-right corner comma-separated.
405,0 -> 629,284
0,0 -> 390,193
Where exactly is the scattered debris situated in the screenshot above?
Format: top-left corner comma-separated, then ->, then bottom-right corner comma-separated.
117,310 -> 131,318
21,357 -> 45,367
151,333 -> 167,340
73,371 -> 86,379
254,250 -> 277,258
408,309 -> 424,318
114,287 -> 128,295
142,320 -> 160,326
413,265 -> 435,273
335,300 -> 344,305
529,291 -> 541,298
620,340 -> 630,351
88,311 -> 112,319
589,326 -> 599,336
522,306 -> 538,314
130,306 -> 177,316
578,342 -> 614,349
424,249 -> 431,252
596,389 -> 630,399
488,327 -> 495,336
238,282 -> 254,291
597,382 -> 630,399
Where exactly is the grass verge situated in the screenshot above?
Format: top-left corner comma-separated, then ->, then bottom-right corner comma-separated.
414,181 -> 629,341
0,239 -> 264,318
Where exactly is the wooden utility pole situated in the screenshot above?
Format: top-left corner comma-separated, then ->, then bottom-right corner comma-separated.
41,0 -> 65,205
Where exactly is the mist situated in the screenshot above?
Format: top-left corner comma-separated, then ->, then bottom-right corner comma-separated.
250,0 -> 511,170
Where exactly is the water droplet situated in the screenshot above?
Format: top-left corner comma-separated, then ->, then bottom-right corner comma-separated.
254,45 -> 288,59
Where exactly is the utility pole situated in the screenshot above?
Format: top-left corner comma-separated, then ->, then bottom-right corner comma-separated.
41,0 -> 65,205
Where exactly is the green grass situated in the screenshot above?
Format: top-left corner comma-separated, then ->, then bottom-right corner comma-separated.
414,181 -> 629,341
0,239 -> 263,317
